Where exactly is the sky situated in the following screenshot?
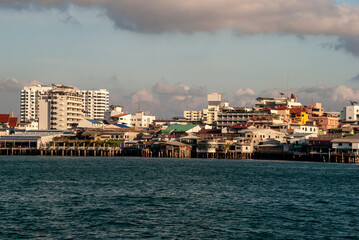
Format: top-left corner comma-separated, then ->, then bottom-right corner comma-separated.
1,0 -> 359,117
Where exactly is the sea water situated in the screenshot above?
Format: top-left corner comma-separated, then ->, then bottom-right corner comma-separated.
0,156 -> 358,239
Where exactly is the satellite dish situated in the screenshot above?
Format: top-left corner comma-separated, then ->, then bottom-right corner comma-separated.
350,101 -> 358,105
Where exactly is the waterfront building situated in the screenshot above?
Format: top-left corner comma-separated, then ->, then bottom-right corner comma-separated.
162,124 -> 201,137
20,84 -> 52,123
340,103 -> 359,124
21,84 -> 109,127
38,84 -> 84,130
216,108 -> 272,128
331,134 -> 359,153
82,89 -> 109,120
0,131 -> 63,149
184,93 -> 230,125
130,111 -> 156,129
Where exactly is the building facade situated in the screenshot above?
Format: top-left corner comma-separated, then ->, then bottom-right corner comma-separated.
20,84 -> 52,123
82,89 -> 109,120
21,84 -> 109,129
38,85 -> 84,130
130,112 -> 156,129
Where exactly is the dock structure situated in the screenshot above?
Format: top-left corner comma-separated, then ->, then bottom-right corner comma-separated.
1,133 -> 359,163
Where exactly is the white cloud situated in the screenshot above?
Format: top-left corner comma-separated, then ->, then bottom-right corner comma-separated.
2,0 -> 359,36
112,82 -> 207,118
0,78 -> 25,90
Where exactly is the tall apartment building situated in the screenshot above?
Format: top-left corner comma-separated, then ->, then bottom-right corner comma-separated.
20,84 -> 52,123
21,84 -> 110,129
82,89 -> 109,120
39,84 -> 84,130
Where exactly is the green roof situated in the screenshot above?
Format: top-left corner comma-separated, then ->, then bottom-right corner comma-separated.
162,124 -> 198,134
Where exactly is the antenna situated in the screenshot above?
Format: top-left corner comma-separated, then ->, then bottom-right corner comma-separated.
286,75 -> 289,98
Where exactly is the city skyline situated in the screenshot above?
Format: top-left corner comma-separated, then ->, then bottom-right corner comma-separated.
1,0 -> 359,116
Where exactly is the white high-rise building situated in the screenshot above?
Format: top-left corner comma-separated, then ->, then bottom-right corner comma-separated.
21,84 -> 110,129
20,84 -> 52,123
82,89 -> 109,120
39,84 -> 84,130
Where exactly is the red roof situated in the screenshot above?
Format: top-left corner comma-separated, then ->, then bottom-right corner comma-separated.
274,106 -> 290,110
199,129 -> 221,134
231,124 -> 251,129
263,107 -> 271,110
8,117 -> 18,128
0,114 -> 10,123
0,114 -> 17,128
290,106 -> 307,114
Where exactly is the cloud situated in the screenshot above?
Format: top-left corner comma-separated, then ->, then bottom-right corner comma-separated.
111,81 -> 207,118
0,78 -> 41,114
351,73 -> 359,81
333,36 -> 359,57
259,85 -> 359,111
0,78 -> 25,90
116,83 -> 358,117
232,87 -> 256,107
2,0 -> 359,36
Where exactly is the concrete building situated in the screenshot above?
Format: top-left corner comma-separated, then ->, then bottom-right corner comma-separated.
77,119 -> 104,129
235,128 -> 285,146
184,110 -> 203,121
255,94 -> 302,109
311,114 -> 339,130
340,103 -> 359,124
217,108 -> 271,128
0,131 -> 64,149
20,84 -> 52,123
332,134 -> 359,153
307,102 -> 324,118
104,105 -> 124,119
38,84 -> 84,130
110,113 -> 132,127
184,93 -> 230,124
130,112 -> 156,129
21,84 -> 109,128
82,89 -> 109,120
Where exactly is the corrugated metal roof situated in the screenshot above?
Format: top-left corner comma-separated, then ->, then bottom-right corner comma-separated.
86,119 -> 102,124
162,124 -> 198,133
114,123 -> 130,128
